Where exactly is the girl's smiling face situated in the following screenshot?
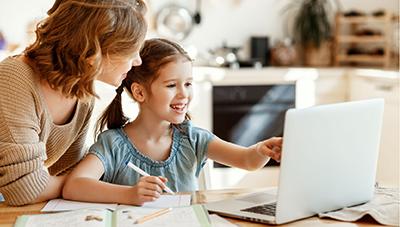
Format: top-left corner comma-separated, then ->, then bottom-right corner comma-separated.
143,59 -> 193,124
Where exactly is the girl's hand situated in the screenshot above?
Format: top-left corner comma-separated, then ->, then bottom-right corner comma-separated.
257,137 -> 283,163
129,176 -> 168,205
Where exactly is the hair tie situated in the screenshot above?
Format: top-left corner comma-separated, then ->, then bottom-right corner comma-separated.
116,86 -> 124,95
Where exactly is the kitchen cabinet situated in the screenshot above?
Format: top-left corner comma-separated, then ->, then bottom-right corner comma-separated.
314,68 -> 348,105
349,70 -> 399,187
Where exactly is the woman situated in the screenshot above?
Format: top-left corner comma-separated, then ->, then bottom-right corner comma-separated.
0,0 -> 147,206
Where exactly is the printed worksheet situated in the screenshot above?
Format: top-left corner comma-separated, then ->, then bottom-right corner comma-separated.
22,209 -> 110,227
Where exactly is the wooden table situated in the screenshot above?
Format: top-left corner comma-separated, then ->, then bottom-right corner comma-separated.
0,188 -> 383,227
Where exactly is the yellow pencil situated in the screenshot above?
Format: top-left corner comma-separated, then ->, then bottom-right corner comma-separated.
134,207 -> 173,224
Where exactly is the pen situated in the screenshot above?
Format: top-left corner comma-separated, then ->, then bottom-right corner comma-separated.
125,161 -> 175,195
134,207 -> 173,224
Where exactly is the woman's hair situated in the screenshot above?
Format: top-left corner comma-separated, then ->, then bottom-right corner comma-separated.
95,38 -> 193,138
23,0 -> 147,101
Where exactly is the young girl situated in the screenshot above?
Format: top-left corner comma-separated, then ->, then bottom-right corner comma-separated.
63,38 -> 282,206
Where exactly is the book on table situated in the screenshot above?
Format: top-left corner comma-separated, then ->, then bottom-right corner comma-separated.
14,204 -> 212,227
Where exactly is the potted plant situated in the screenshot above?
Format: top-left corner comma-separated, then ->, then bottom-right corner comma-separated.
283,0 -> 339,66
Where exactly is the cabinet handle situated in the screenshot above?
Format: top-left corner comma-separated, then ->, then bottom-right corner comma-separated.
376,84 -> 393,91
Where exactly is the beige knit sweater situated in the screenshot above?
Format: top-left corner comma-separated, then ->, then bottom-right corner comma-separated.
0,57 -> 94,206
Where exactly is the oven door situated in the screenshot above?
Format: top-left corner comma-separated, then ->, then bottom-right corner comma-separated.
213,84 -> 295,167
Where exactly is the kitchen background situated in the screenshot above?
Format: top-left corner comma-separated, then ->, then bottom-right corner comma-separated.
0,0 -> 399,65
0,0 -> 398,189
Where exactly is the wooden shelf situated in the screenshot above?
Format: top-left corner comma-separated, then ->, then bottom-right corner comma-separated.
338,15 -> 389,24
337,35 -> 386,43
333,11 -> 392,68
337,54 -> 386,62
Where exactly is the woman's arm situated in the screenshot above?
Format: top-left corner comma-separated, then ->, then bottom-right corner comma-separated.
29,175 -> 67,204
205,137 -> 282,171
0,58 -> 94,206
63,154 -> 167,205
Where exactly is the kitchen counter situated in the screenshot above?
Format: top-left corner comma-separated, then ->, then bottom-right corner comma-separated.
193,66 -> 399,84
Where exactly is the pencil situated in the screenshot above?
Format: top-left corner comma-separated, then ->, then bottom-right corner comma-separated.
125,161 -> 175,195
134,207 -> 173,224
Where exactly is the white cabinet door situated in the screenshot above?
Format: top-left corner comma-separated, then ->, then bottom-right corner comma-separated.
349,73 -> 399,187
314,68 -> 348,106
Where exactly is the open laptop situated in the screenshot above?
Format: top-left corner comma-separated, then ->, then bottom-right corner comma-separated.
205,98 -> 385,225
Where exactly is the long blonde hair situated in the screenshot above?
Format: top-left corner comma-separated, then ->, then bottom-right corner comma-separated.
24,0 -> 147,101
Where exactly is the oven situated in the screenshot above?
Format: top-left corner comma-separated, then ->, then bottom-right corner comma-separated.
212,84 -> 296,167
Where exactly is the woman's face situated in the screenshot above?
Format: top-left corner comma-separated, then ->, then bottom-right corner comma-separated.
97,51 -> 142,87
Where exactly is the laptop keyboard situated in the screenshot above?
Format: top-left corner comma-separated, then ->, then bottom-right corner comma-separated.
241,203 -> 277,216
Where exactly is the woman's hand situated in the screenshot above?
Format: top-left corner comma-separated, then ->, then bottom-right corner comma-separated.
128,176 -> 168,206
257,137 -> 283,163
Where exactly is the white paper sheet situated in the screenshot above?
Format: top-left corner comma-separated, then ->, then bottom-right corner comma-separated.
41,194 -> 191,213
142,194 -> 191,207
41,199 -> 118,212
